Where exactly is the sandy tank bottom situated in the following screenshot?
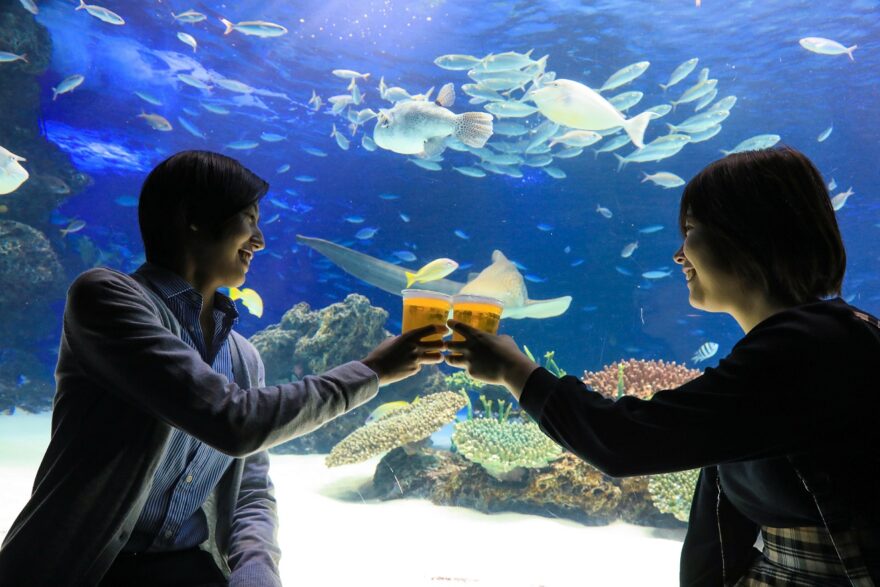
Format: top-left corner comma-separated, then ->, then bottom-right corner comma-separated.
0,413 -> 685,586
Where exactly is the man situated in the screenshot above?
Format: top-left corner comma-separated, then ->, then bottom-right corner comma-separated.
0,151 -> 443,586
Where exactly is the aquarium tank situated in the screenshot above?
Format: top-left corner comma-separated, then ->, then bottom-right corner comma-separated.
0,0 -> 877,584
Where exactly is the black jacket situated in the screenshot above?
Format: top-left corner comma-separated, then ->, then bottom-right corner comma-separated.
519,298 -> 880,586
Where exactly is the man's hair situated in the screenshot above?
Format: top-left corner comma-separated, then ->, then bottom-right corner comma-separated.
138,150 -> 269,264
678,146 -> 846,305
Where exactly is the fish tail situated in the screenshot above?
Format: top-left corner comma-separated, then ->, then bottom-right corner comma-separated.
405,272 -> 416,288
847,45 -> 857,61
640,172 -> 650,183
454,112 -> 494,148
622,111 -> 652,149
614,153 -> 627,172
52,88 -> 58,101
659,82 -> 669,92
20,54 -> 28,64
75,0 -> 86,10
220,17 -> 234,35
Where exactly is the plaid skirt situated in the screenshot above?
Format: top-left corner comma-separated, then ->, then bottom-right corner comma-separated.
735,526 -> 880,586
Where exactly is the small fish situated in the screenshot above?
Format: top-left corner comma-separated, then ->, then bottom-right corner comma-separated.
620,241 -> 639,258
52,74 -> 85,100
138,111 -> 173,131
433,54 -> 481,70
831,187 -> 854,211
399,213 -> 410,223
177,73 -> 211,91
201,102 -> 229,115
177,32 -> 197,52
216,78 -> 254,94
220,18 -> 288,38
344,215 -> 365,224
642,270 -> 672,280
393,250 -> 418,263
453,166 -> 486,178
61,219 -> 86,237
276,164 -> 290,174
536,223 -> 554,232
638,224 -> 665,234
453,229 -> 469,240
799,37 -> 857,61
615,266 -> 633,276
18,0 -> 38,15
596,205 -> 613,219
827,178 -> 837,191
691,341 -> 719,363
260,132 -> 287,142
524,274 -> 548,283
134,90 -> 162,106
564,246 -> 571,254
332,69 -> 370,81
379,193 -> 400,200
331,124 -> 350,150
172,9 -> 206,23
361,134 -> 377,151
355,227 -> 379,240
0,51 -> 28,64
543,166 -> 566,179
817,125 -> 833,143
570,259 -> 585,267
408,159 -> 442,171
366,401 -> 409,424
660,58 -> 698,91
405,258 -> 458,287
228,286 -> 263,318
295,175 -> 316,182
302,146 -> 327,157
75,0 -> 125,25
642,171 -> 685,189
114,195 -> 138,207
16,374 -> 30,386
177,116 -> 206,139
721,134 -> 780,155
225,140 -> 259,150
599,61 -> 650,93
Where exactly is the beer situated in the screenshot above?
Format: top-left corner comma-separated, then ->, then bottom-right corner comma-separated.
401,289 -> 452,341
451,295 -> 504,341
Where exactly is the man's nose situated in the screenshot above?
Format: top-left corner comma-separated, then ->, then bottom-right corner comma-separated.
673,245 -> 685,265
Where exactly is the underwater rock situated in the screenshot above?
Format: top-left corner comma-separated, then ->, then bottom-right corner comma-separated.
254,294 -> 446,454
0,347 -> 55,413
370,448 -> 686,529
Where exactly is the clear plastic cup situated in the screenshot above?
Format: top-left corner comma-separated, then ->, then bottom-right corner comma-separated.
401,289 -> 452,341
451,294 -> 504,341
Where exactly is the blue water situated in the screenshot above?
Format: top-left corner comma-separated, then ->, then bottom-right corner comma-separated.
19,0 -> 880,376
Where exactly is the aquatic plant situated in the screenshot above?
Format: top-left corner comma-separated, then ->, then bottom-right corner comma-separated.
647,469 -> 700,522
443,370 -> 485,420
325,391 -> 466,467
452,417 -> 564,481
523,345 -> 567,377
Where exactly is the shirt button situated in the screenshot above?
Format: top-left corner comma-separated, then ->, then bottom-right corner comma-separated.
165,530 -> 173,539
185,475 -> 193,483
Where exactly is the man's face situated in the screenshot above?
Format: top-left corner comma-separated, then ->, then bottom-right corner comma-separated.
192,203 -> 264,289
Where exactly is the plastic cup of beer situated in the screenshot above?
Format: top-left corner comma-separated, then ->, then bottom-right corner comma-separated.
451,294 -> 504,341
401,289 -> 452,342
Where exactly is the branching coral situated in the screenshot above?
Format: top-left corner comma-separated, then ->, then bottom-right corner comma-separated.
583,358 -> 703,400
452,418 -> 564,481
648,469 -> 700,522
325,391 -> 466,467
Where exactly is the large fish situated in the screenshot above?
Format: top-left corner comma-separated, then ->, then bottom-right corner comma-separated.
296,235 -> 571,320
529,79 -> 652,149
373,83 -> 493,157
0,146 -> 28,195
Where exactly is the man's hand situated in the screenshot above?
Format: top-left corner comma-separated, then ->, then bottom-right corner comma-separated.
443,319 -> 539,399
361,324 -> 447,386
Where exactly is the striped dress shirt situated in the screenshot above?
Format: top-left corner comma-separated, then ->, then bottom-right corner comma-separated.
123,263 -> 240,552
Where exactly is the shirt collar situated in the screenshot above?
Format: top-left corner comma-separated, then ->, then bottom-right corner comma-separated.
134,262 -> 240,322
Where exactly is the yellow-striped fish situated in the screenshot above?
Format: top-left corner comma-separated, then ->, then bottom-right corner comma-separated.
366,401 -> 410,424
229,287 -> 263,317
404,258 -> 458,288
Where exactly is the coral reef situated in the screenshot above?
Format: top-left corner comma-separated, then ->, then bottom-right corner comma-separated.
648,469 -> 701,522
0,220 -> 64,309
326,391 -> 467,467
452,418 -> 563,481
254,294 -> 447,454
583,358 -> 703,400
0,348 -> 55,414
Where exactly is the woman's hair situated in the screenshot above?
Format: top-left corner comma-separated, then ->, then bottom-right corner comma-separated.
678,146 -> 846,305
138,150 -> 268,264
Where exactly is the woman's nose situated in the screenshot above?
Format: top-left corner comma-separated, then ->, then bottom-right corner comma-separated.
251,228 -> 265,251
673,245 -> 685,265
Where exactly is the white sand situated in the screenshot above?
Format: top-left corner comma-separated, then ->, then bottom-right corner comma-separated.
0,413 -> 685,585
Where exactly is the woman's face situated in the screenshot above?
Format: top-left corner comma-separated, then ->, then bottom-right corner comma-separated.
673,212 -> 743,312
192,203 -> 265,289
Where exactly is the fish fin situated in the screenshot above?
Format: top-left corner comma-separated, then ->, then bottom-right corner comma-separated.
347,78 -> 356,91
76,0 -> 86,9
659,82 -> 669,92
665,122 -> 676,134
405,271 -> 416,288
847,45 -> 857,61
422,86 -> 435,102
422,137 -> 446,159
641,172 -> 650,183
614,153 -> 627,172
454,112 -> 494,148
622,112 -> 652,149
435,82 -> 455,108
219,17 -> 234,35
20,54 -> 28,64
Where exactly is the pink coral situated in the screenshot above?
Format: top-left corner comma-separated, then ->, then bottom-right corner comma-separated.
583,358 -> 702,400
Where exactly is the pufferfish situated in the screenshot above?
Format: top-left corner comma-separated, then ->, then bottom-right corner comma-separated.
373,82 -> 494,158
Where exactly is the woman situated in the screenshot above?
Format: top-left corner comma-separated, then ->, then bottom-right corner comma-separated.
445,147 -> 880,586
0,150 -> 444,586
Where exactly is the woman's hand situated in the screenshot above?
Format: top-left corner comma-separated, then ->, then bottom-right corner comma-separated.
443,319 -> 539,399
361,324 -> 447,386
